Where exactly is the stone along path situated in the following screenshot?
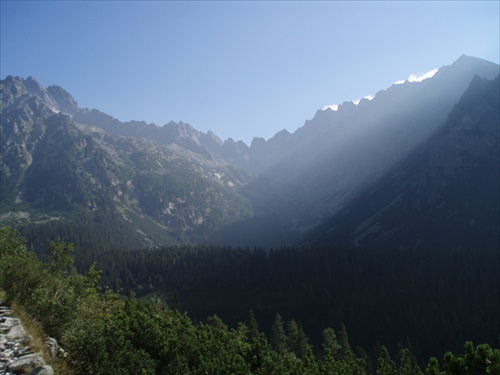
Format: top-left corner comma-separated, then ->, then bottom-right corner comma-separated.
0,304 -> 54,375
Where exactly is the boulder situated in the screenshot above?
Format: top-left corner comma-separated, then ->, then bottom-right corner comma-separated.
7,352 -> 45,373
6,321 -> 27,341
0,317 -> 20,331
29,364 -> 55,375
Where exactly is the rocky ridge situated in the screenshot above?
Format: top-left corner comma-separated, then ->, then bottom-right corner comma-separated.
1,55 -> 499,249
0,76 -> 257,247
0,304 -> 54,375
300,73 -> 500,250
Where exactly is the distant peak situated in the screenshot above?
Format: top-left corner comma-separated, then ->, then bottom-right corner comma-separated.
275,129 -> 291,136
322,104 -> 339,111
353,95 -> 375,105
47,85 -> 79,115
450,54 -> 499,69
323,94 -> 374,112
2,75 -> 21,83
456,54 -> 477,62
250,137 -> 266,148
23,76 -> 44,89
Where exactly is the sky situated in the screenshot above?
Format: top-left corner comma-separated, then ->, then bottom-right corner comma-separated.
1,1 -> 499,145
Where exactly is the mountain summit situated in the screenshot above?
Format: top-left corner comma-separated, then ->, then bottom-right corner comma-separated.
1,55 -> 498,250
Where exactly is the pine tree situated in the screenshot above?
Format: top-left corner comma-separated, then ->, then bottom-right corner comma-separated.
322,327 -> 341,357
338,323 -> 353,361
270,313 -> 287,353
376,345 -> 397,375
286,319 -> 312,360
247,310 -> 260,342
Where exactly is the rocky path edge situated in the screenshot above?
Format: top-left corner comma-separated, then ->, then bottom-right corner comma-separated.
0,303 -> 54,375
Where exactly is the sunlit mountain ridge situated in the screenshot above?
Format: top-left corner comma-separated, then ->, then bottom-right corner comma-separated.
1,55 -> 498,250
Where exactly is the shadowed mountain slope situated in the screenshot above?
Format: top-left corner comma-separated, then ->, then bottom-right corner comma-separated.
1,77 -> 255,248
301,74 -> 500,250
209,56 -> 500,247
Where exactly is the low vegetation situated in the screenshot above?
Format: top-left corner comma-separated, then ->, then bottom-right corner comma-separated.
0,225 -> 498,374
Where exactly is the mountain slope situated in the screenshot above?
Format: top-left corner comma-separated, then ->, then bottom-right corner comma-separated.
209,55 -> 500,247
302,74 -> 500,249
261,55 -> 499,210
1,77 -> 255,247
1,55 -> 498,250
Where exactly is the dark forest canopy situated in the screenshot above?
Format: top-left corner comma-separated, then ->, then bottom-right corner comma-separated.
6,225 -> 500,371
1,226 -> 499,374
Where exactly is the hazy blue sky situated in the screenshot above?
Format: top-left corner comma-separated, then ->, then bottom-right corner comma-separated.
1,1 -> 499,145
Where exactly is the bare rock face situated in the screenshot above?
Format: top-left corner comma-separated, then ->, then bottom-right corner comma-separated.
0,303 -> 54,375
46,85 -> 79,116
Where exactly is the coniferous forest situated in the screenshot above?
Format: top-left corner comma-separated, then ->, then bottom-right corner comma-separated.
1,225 -> 498,374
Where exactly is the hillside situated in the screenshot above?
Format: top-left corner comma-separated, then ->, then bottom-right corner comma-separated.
209,56 -> 500,248
301,74 -> 500,249
1,55 -> 499,250
0,76 -> 255,248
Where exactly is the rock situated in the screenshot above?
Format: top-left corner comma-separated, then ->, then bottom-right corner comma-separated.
44,337 -> 57,358
7,352 -> 45,373
0,305 -> 49,375
0,317 -> 20,331
0,308 -> 13,317
15,345 -> 34,356
29,364 -> 55,375
1,348 -> 13,358
6,322 -> 27,341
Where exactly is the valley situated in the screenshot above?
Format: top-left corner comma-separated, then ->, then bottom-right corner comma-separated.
1,55 -> 499,374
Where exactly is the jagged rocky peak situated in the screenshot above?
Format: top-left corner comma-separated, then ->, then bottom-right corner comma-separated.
426,54 -> 499,86
266,129 -> 292,147
199,131 -> 224,154
356,97 -> 371,107
274,128 -> 291,139
250,137 -> 266,148
247,137 -> 267,162
222,137 -> 247,148
337,100 -> 357,113
22,76 -> 60,113
161,121 -> 205,145
47,84 -> 79,115
163,120 -> 199,137
0,76 -> 67,117
0,76 -> 29,109
179,121 -> 194,131
453,54 -> 498,69
1,75 -> 27,95
205,130 -> 223,145
0,75 -> 75,116
157,121 -> 213,158
0,77 -> 58,126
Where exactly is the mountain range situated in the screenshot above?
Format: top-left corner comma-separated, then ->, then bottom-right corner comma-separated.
1,55 -> 498,250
